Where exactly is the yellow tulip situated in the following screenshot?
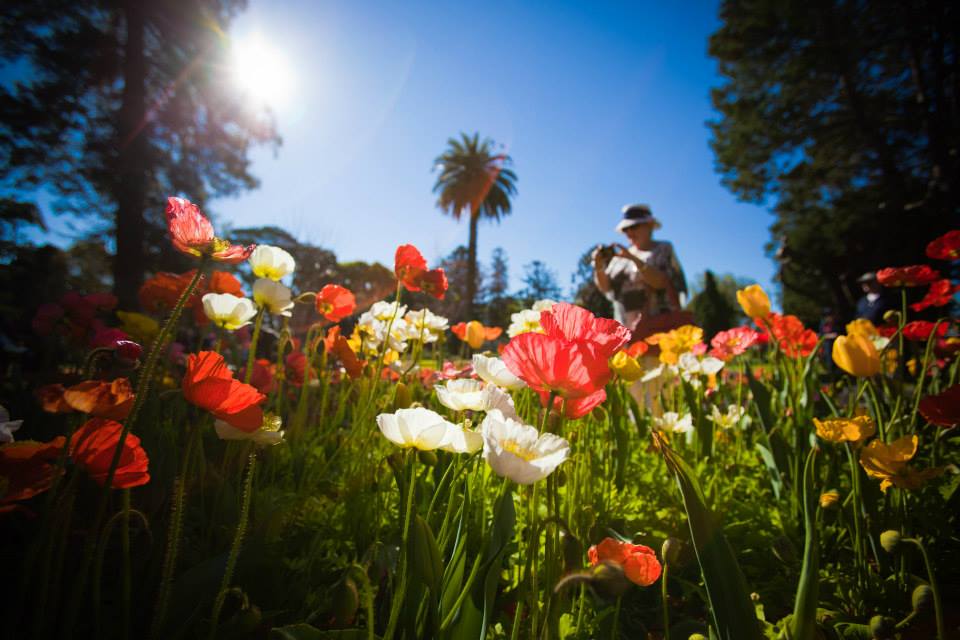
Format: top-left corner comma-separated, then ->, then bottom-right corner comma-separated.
813,415 -> 875,444
610,351 -> 643,382
832,333 -> 881,377
736,284 -> 771,320
845,318 -> 878,339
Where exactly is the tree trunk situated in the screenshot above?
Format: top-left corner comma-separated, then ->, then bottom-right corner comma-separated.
465,210 -> 479,319
114,0 -> 148,309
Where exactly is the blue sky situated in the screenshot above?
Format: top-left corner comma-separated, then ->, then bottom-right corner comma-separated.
34,0 -> 779,301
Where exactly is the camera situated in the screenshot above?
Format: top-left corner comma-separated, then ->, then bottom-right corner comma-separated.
596,244 -> 617,263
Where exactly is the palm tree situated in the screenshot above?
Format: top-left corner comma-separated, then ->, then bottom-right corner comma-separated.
433,132 -> 517,318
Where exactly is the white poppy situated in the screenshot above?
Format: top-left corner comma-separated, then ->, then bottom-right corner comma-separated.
479,384 -> 519,421
249,245 -> 296,281
472,354 -> 526,390
708,404 -> 746,430
480,410 -> 570,485
202,293 -> 257,330
405,309 -> 449,343
507,308 -> 544,338
436,379 -> 486,411
653,411 -> 693,434
214,413 -> 284,447
532,299 -> 557,312
438,424 -> 483,454
677,352 -> 725,377
377,407 -> 457,451
367,301 -> 408,322
0,405 -> 23,444
252,278 -> 294,317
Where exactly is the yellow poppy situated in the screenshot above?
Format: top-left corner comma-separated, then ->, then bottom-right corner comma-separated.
832,333 -> 881,377
736,284 -> 771,320
647,325 -> 703,365
610,351 -> 643,382
859,435 -> 940,492
813,415 -> 876,444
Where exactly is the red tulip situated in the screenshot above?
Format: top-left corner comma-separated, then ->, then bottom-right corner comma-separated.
316,284 -> 356,322
588,537 -> 662,587
918,384 -> 960,428
902,320 -> 949,342
876,265 -> 941,288
910,279 -> 960,312
70,418 -> 149,488
182,351 -> 265,431
926,230 -> 960,261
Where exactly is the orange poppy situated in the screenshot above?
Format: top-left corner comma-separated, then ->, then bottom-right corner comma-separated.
316,284 -> 356,322
62,379 -> 135,420
588,537 -> 662,587
182,351 -> 265,431
70,418 -> 150,488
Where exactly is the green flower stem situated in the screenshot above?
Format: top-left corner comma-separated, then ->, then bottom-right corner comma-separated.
908,319 -> 944,432
661,561 -> 670,640
368,281 -> 403,406
208,452 -> 257,640
151,426 -> 200,639
904,537 -> 945,640
121,489 -> 132,640
610,594 -> 622,639
243,308 -> 266,384
383,450 -> 417,640
843,443 -> 866,585
60,263 -> 205,639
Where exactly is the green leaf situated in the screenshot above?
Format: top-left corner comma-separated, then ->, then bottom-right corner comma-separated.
787,449 -> 819,640
755,443 -> 783,500
653,433 -> 764,640
410,514 -> 444,594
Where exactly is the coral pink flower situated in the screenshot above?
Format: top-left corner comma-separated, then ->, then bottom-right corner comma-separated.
540,303 -> 631,360
588,537 -> 662,587
70,418 -> 150,488
182,351 -> 265,431
910,279 -> 960,312
709,326 -> 761,360
926,230 -> 960,261
767,313 -> 818,358
902,320 -> 949,342
165,197 -> 253,263
876,265 -> 941,288
316,284 -> 356,322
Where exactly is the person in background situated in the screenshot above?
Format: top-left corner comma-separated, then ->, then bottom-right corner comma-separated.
855,272 -> 891,324
592,204 -> 688,331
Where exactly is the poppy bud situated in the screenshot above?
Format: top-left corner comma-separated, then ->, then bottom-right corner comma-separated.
819,489 -> 840,510
561,531 -> 583,573
912,584 -> 933,613
868,614 -> 896,639
882,310 -> 901,325
330,577 -> 359,627
879,530 -> 901,554
394,382 -> 413,410
417,450 -> 438,466
589,561 -> 632,598
555,469 -> 566,487
661,537 -> 682,565
688,635 -> 708,640
114,339 -> 143,361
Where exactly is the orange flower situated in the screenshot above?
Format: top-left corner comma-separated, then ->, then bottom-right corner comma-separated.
625,341 -> 649,358
69,418 -> 150,488
62,379 -> 135,420
0,437 -> 65,511
332,335 -> 364,379
452,320 -> 503,349
182,351 -> 265,431
36,384 -> 73,413
316,284 -> 356,322
192,270 -> 245,324
768,313 -> 818,358
139,271 -> 196,315
813,415 -> 875,444
859,435 -> 941,492
588,537 -> 662,587
876,264 -> 941,288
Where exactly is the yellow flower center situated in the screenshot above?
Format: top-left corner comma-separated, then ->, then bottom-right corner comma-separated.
502,439 -> 537,462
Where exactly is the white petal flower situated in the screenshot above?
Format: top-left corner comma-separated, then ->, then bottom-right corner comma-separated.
214,414 -> 284,446
654,411 -> 693,434
376,407 -> 457,451
369,301 -> 407,322
481,410 -> 570,485
0,405 -> 23,444
532,299 -> 557,312
436,379 -> 486,411
249,245 -> 296,281
202,293 -> 257,330
438,424 -> 483,454
473,354 -> 526,390
252,278 -> 294,317
479,384 -> 519,421
507,309 -> 545,338
708,404 -> 746,430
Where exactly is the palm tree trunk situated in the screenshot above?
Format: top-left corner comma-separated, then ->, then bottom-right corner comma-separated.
114,0 -> 148,309
465,210 -> 479,318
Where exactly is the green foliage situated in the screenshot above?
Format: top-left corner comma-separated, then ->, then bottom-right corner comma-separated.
687,270 -> 747,340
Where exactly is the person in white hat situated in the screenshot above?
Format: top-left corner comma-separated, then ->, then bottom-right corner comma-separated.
592,204 -> 688,332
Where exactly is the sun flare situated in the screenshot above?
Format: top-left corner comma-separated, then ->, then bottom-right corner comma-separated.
229,33 -> 293,108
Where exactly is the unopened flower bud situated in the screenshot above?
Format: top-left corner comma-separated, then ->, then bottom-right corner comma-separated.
590,561 -> 631,599
880,530 -> 901,554
330,577 -> 359,627
561,531 -> 583,573
417,449 -> 438,466
882,310 -> 901,326
819,489 -> 840,509
393,382 -> 412,410
869,614 -> 896,639
114,339 -> 143,361
912,584 -> 934,613
661,537 -> 682,565
688,635 -> 708,640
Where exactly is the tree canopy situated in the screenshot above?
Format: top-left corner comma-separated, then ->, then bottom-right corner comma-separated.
709,0 -> 958,322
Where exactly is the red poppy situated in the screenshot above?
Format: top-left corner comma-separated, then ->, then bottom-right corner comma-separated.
316,284 -> 357,322
182,351 -> 265,431
240,358 -> 277,395
0,437 -> 65,511
165,197 -> 253,263
549,388 -> 607,420
32,303 -> 64,336
394,244 -> 429,290
709,326 -> 761,361
935,337 -> 960,358
902,320 -> 950,342
918,384 -> 960,428
62,379 -> 135,420
625,341 -> 649,358
332,336 -> 364,379
414,268 -> 448,300
285,351 -> 318,387
70,418 -> 150,488
139,271 -> 196,314
539,303 -> 631,360
876,324 -> 898,338
767,313 -> 818,358
588,537 -> 662,587
926,230 -> 960,261
876,265 -> 941,288
910,279 -> 960,312
501,332 -> 610,402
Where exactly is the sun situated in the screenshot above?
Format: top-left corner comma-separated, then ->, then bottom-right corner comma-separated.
229,33 -> 294,109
